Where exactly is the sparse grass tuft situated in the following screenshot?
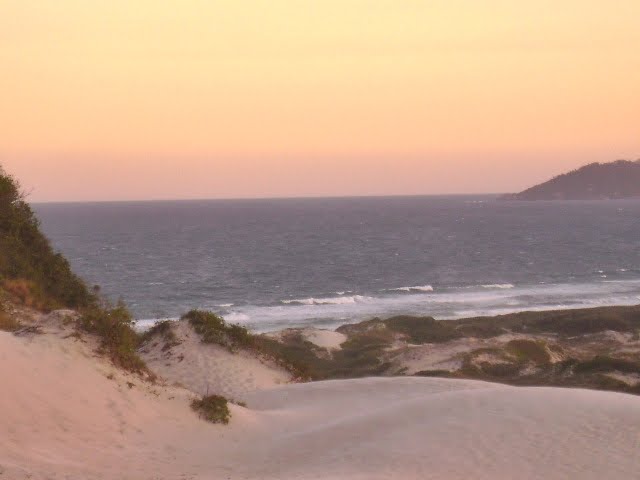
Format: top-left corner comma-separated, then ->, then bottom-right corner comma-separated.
140,320 -> 181,351
78,301 -> 147,373
191,394 -> 231,424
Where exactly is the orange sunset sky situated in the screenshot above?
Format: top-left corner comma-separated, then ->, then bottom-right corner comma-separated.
1,1 -> 639,202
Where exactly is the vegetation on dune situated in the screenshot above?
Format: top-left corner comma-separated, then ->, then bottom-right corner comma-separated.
0,302 -> 21,332
284,307 -> 640,394
0,167 -> 94,310
383,316 -> 460,343
369,306 -> 640,344
181,309 -> 393,380
452,343 -> 640,394
572,356 -> 640,375
190,394 -> 231,424
183,309 -> 313,379
0,165 -> 148,374
257,329 -> 393,380
504,339 -> 552,365
78,301 -> 148,374
184,310 -> 254,351
139,319 -> 181,351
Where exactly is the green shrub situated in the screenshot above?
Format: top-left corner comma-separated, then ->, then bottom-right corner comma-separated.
190,395 -> 231,424
183,310 -> 254,351
505,339 -> 551,364
78,301 -> 147,373
252,336 -> 323,380
384,316 -> 460,344
0,166 -> 94,309
183,310 -> 318,379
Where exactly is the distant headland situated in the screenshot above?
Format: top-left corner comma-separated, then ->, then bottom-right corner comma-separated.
502,159 -> 640,200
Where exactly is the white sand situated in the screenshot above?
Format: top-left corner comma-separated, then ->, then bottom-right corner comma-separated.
139,321 -> 293,400
2,328 -> 640,480
299,328 -> 347,350
264,327 -> 347,350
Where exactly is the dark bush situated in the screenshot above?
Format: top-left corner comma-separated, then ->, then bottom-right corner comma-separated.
384,316 -> 460,344
414,370 -> 454,378
505,339 -> 551,364
573,356 -> 640,374
191,395 -> 231,424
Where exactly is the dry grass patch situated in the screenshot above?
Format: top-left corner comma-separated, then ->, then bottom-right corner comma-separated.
0,310 -> 20,332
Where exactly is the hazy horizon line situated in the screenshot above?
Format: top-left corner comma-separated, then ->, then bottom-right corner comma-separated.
31,192 -> 505,205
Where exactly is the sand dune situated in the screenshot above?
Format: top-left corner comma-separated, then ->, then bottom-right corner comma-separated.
139,320 -> 293,400
2,327 -> 640,479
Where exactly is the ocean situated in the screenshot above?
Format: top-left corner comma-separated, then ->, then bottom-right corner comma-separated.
34,195 -> 640,332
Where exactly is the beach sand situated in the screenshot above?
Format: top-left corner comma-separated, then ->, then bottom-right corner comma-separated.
2,326 -> 640,479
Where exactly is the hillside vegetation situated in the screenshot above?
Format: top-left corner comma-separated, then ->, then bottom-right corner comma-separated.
503,159 -> 640,200
0,166 -> 149,373
0,167 -> 94,309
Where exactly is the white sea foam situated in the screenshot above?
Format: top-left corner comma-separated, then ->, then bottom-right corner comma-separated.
223,312 -> 251,323
133,278 -> 640,334
481,284 -> 515,289
282,295 -> 371,306
216,303 -> 234,308
387,285 -> 434,292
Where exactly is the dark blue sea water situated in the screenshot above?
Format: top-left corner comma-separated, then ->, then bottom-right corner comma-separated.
34,196 -> 640,332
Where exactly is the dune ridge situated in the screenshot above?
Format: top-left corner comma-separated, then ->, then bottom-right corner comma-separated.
2,311 -> 640,479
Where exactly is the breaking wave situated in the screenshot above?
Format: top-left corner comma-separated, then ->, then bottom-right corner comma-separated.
281,295 -> 372,306
386,285 -> 434,293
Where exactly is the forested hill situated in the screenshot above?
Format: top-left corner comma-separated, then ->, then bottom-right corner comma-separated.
502,160 -> 640,200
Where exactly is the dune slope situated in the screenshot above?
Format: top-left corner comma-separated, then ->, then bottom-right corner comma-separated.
139,320 -> 293,400
2,327 -> 640,480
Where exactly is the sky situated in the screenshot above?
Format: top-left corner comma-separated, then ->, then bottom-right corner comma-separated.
1,1 -> 639,202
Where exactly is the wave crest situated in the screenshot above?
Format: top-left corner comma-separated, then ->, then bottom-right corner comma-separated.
387,285 -> 434,293
282,295 -> 371,306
